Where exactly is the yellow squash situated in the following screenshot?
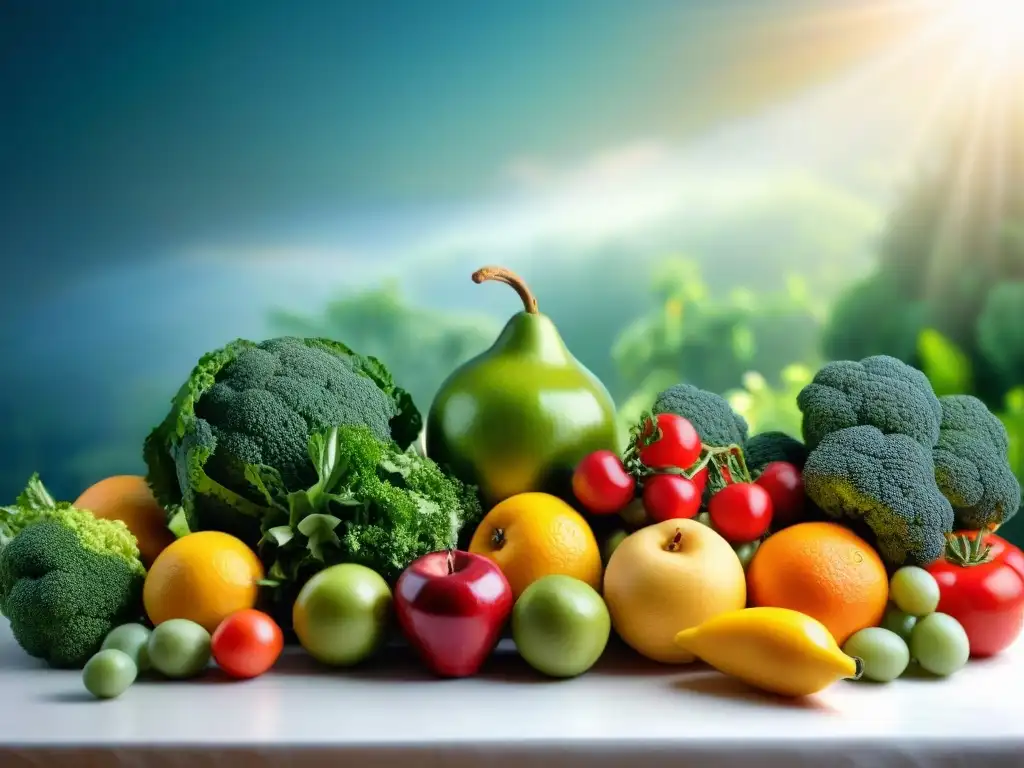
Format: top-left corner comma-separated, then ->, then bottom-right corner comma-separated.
674,606 -> 862,697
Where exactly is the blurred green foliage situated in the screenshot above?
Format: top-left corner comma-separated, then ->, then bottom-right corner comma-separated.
612,257 -> 824,396
269,281 -> 500,415
821,104 -> 1024,411
609,257 -> 824,441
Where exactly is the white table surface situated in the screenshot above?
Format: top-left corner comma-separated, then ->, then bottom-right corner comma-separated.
1,617 -> 1021,768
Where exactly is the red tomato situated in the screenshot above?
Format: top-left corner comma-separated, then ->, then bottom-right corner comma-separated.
755,462 -> 805,529
638,414 -> 702,470
926,531 -> 1024,658
211,609 -> 285,679
572,450 -> 636,514
642,474 -> 702,523
691,466 -> 709,493
708,482 -> 773,543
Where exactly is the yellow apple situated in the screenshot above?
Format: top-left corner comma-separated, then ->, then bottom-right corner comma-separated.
603,519 -> 747,664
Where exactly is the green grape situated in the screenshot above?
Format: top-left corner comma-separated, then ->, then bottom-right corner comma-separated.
889,567 -> 940,617
842,628 -> 910,683
83,649 -> 137,699
880,604 -> 917,643
102,623 -> 152,672
734,540 -> 760,569
910,613 -> 970,677
695,511 -> 711,527
147,619 -> 211,679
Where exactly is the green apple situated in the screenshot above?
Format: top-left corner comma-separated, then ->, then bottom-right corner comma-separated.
512,574 -> 610,678
293,563 -> 393,666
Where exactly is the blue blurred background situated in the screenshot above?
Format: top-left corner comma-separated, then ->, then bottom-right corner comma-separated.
3,0 -> 1024,541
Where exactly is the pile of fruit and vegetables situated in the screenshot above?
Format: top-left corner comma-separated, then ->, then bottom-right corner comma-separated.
2,265 -> 1022,702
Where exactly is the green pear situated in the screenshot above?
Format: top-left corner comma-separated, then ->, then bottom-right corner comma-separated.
427,266 -> 620,510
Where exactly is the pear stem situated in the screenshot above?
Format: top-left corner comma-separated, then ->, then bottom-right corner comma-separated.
472,266 -> 539,314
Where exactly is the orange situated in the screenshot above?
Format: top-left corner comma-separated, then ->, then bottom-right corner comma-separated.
75,475 -> 176,567
468,492 -> 602,599
143,531 -> 264,632
746,521 -> 889,645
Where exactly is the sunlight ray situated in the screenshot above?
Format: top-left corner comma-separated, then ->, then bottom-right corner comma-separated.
925,53 -> 1003,299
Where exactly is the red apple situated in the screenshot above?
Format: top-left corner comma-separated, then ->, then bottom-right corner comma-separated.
395,549 -> 513,677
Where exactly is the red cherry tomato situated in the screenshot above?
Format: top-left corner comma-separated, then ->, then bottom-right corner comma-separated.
211,609 -> 284,679
926,531 -> 1024,658
708,482 -> 773,543
691,466 -> 709,493
755,461 -> 805,529
642,474 -> 702,523
572,450 -> 636,514
638,414 -> 702,470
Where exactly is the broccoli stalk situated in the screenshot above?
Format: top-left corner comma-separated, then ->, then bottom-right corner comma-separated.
250,424 -> 484,590
0,479 -> 146,668
143,336 -> 423,547
932,395 -> 1021,530
802,425 -> 954,568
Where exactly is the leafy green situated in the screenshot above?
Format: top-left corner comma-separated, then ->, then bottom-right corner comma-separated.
917,328 -> 973,398
0,472 -> 59,548
249,424 -> 483,587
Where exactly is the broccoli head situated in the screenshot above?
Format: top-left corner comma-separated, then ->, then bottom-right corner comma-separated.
932,395 -> 1021,530
745,431 -> 809,473
0,505 -> 145,668
144,336 -> 423,547
652,383 -> 749,447
802,425 -> 954,568
797,354 -> 942,451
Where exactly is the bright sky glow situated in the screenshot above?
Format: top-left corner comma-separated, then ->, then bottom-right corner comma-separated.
946,0 -> 1024,59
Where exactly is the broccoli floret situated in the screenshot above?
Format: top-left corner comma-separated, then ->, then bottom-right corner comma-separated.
745,431 -> 809,473
802,425 -> 954,568
254,424 -> 484,588
144,337 -> 423,547
797,354 -> 941,451
652,383 -> 749,447
932,395 -> 1021,530
0,501 -> 145,669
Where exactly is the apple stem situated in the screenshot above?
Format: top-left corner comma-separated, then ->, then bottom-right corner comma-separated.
665,528 -> 684,552
472,266 -> 539,314
446,548 -> 456,575
491,528 -> 507,550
